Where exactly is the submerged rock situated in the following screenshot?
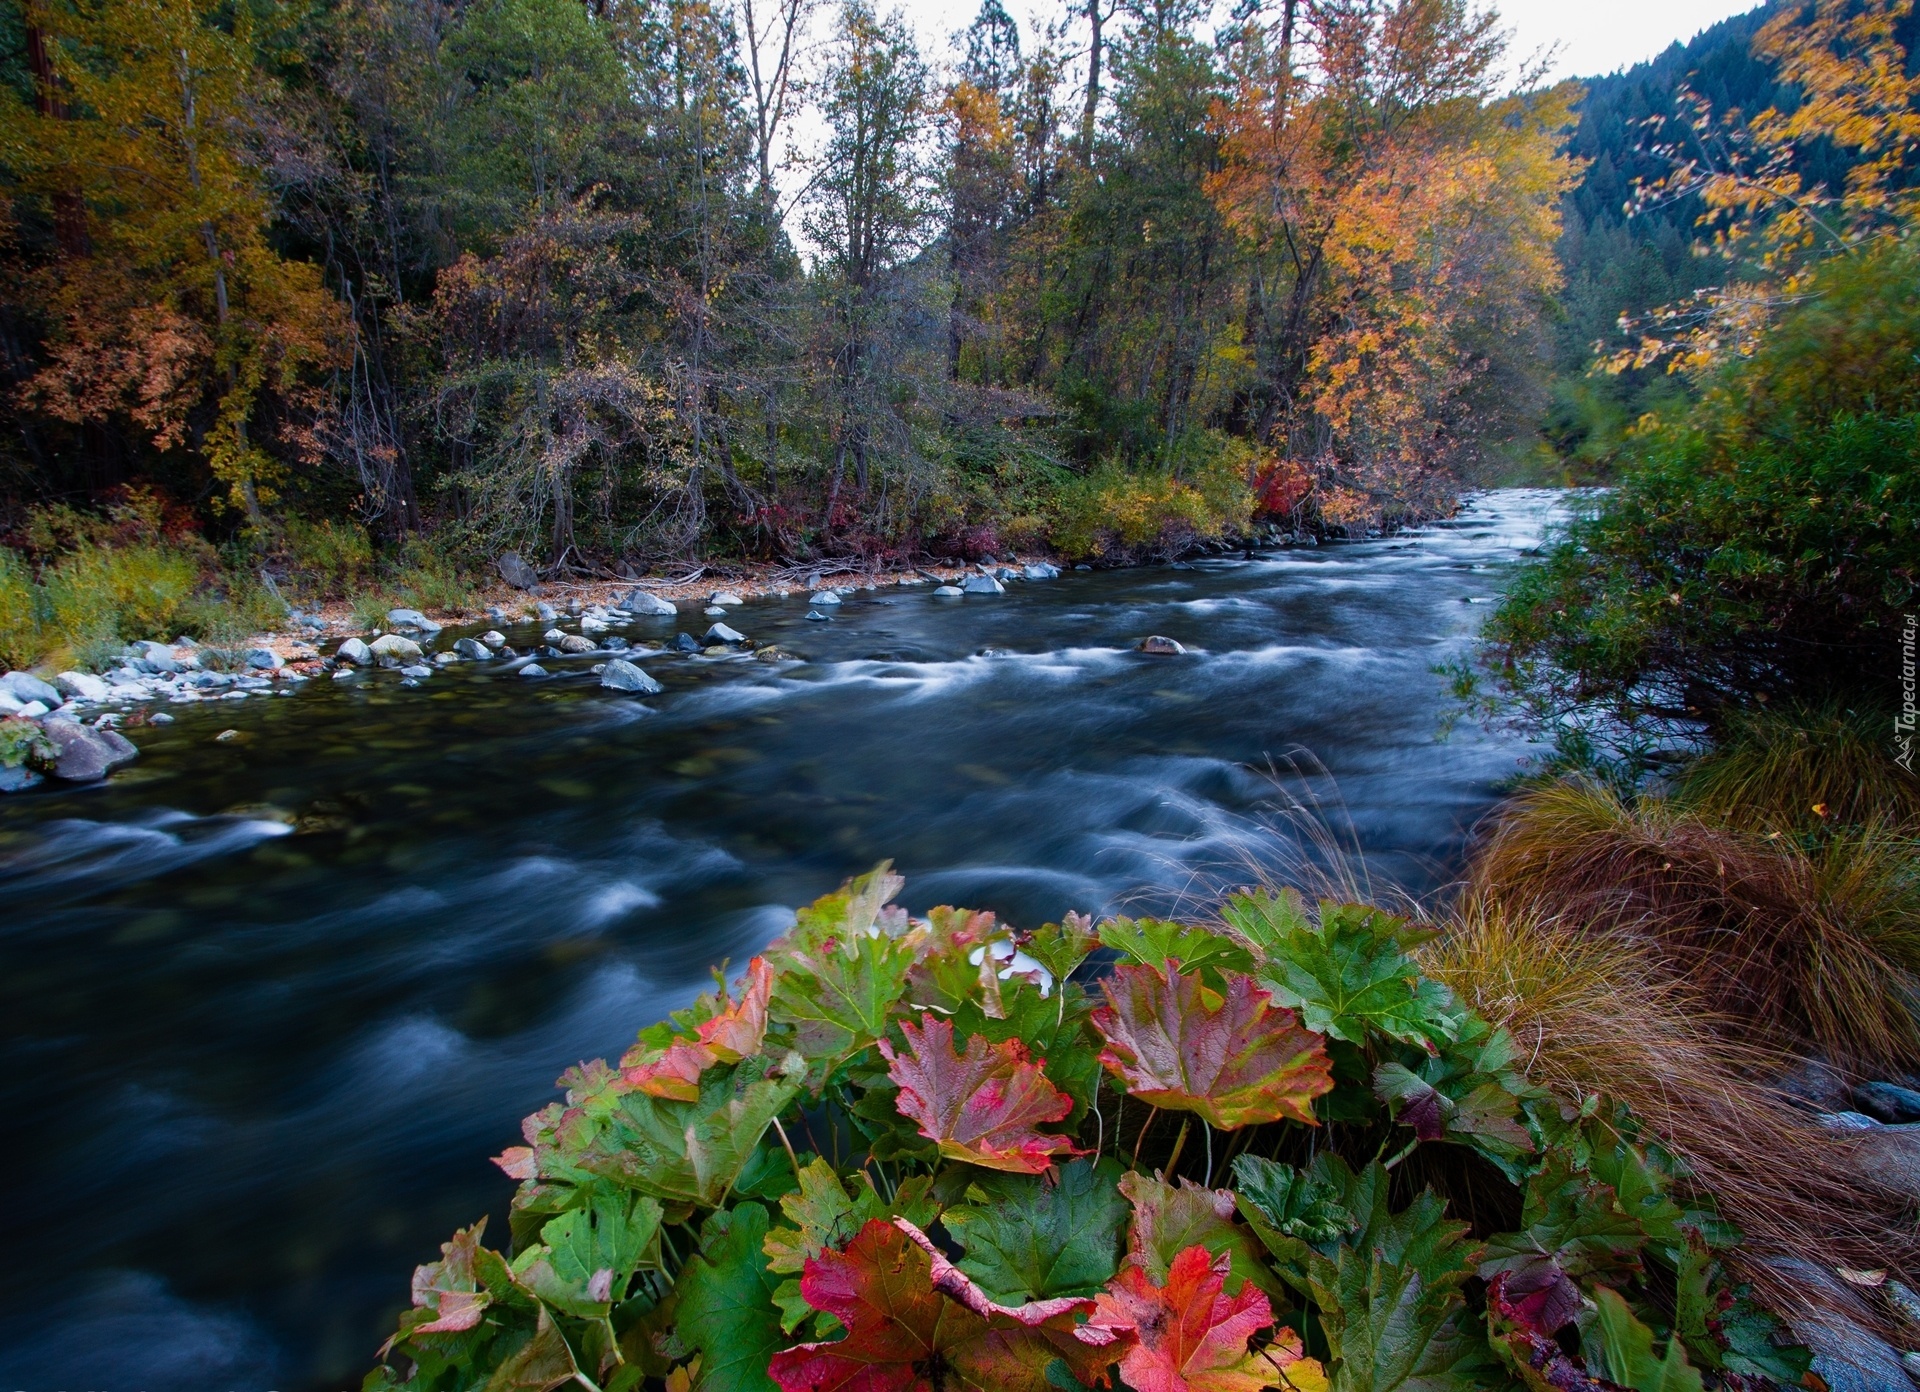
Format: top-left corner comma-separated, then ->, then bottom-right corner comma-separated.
600,658 -> 663,694
43,719 -> 138,781
1138,635 -> 1186,655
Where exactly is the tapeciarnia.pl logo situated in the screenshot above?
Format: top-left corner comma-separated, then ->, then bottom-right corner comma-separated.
1898,613 -> 1916,773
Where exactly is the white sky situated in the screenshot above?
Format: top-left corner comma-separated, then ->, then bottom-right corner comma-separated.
878,0 -> 1766,85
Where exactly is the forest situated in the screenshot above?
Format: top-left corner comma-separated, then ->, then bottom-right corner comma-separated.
0,0 -> 1580,624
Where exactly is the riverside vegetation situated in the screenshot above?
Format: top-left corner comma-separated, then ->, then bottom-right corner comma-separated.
366,2 -> 1920,1388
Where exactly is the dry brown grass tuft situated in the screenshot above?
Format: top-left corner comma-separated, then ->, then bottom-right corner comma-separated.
1465,778 -> 1920,1073
1421,899 -> 1920,1325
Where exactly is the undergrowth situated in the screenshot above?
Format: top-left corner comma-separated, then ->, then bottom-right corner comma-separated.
368,866 -> 1807,1392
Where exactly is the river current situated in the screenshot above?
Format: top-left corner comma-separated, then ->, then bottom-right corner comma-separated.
0,488 -> 1562,1391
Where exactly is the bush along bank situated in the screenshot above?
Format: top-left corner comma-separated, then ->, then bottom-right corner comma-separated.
367,866 -> 1808,1392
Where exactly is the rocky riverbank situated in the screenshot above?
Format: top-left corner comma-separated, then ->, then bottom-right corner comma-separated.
0,555 -> 1080,792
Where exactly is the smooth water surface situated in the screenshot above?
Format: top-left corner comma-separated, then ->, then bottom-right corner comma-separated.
0,489 -> 1561,1391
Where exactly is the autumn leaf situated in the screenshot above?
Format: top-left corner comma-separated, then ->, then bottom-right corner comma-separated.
1091,962 -> 1333,1130
764,1159 -> 893,1332
512,1189 -> 664,1318
902,905 -> 1019,1017
622,957 -> 774,1101
1019,912 -> 1100,983
941,1157 -> 1129,1303
766,866 -> 917,1062
1089,1244 -> 1324,1392
401,1219 -> 495,1339
880,1013 -> 1080,1173
767,1217 -> 1128,1392
1118,1171 -> 1284,1301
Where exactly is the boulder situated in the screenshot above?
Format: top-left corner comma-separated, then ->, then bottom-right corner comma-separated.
454,637 -> 492,661
497,552 -> 541,590
581,614 -> 611,634
16,700 -> 49,718
245,648 -> 280,670
960,573 -> 1004,595
600,658 -> 663,694
807,590 -> 842,606
1761,1257 -> 1920,1392
543,628 -> 568,644
1840,1121 -> 1920,1199
536,602 -> 559,622
433,652 -> 459,667
519,663 -> 548,679
755,646 -> 796,662
369,634 -> 424,669
55,672 -> 109,702
622,589 -> 678,616
710,591 -> 744,607
604,636 -> 629,651
557,634 -> 597,655
336,637 -> 374,666
1855,1081 -> 1920,1124
704,607 -> 727,618
480,631 -> 506,648
385,607 -> 441,634
934,585 -> 964,597
1022,562 -> 1061,580
43,719 -> 138,781
1138,635 -> 1186,655
704,622 -> 746,645
1,671 -> 62,706
672,633 -> 701,653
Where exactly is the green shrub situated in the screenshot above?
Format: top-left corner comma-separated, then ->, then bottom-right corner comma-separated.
0,549 -> 41,671
367,867 -> 1802,1392
1048,432 -> 1255,560
0,716 -> 57,771
286,518 -> 374,599
1485,244 -> 1920,769
391,539 -> 477,614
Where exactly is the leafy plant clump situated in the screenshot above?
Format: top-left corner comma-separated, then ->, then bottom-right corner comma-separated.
367,867 -> 1806,1392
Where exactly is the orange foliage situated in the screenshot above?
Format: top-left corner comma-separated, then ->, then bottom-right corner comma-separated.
1208,0 -> 1577,517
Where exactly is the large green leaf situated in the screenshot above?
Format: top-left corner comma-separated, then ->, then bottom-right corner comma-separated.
1017,913 -> 1100,984
941,1158 -> 1129,1303
1226,895 -> 1462,1052
1580,1287 -> 1703,1392
677,1202 -> 785,1392
578,1057 -> 804,1206
764,866 -> 917,1062
1097,916 -> 1255,979
513,1190 -> 665,1318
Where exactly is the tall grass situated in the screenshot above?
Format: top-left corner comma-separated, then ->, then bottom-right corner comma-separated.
1675,702 -> 1920,832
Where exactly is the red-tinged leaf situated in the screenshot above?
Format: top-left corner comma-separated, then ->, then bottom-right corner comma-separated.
879,1014 -> 1080,1174
1091,963 -> 1334,1130
1089,1245 -> 1321,1392
767,1218 -> 1127,1392
1487,1272 -> 1619,1392
494,1145 -> 538,1180
405,1219 -> 493,1336
620,958 -> 775,1101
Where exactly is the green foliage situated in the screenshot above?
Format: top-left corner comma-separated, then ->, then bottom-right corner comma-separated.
284,518 -> 373,599
1047,439 -> 1256,562
1488,241 -> 1920,768
368,867 -> 1800,1392
0,716 -> 57,771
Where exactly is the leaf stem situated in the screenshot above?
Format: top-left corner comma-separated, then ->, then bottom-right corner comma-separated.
772,1114 -> 803,1183
1382,1136 -> 1420,1171
1132,1106 -> 1159,1171
1164,1116 -> 1191,1176
1202,1122 -> 1215,1188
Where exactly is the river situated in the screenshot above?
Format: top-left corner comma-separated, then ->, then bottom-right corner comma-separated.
0,487 -> 1560,1391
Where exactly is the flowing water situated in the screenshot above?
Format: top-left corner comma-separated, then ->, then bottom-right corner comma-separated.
0,488 -> 1562,1391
